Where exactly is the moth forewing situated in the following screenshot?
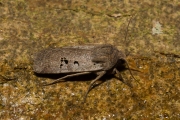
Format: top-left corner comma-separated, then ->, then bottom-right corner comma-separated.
33,47 -> 104,74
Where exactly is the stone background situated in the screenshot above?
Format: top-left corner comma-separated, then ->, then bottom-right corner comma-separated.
0,0 -> 180,119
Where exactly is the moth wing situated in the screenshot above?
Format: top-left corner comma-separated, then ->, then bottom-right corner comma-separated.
33,47 -> 104,74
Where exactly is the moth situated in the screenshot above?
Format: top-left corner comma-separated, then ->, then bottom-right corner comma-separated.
33,44 -> 136,100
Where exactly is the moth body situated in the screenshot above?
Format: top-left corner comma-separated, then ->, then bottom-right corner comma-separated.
33,44 -> 132,101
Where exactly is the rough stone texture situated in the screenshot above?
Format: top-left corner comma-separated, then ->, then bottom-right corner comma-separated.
0,0 -> 180,119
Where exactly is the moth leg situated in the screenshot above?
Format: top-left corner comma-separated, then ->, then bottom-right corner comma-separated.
115,68 -> 134,88
0,74 -> 16,84
124,60 -> 140,84
83,71 -> 106,102
113,68 -> 123,80
43,72 -> 91,86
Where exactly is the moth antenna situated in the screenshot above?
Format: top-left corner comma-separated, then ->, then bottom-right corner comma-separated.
124,12 -> 137,42
123,13 -> 139,84
124,60 -> 139,84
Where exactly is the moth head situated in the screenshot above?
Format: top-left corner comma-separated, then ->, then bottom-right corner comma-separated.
117,50 -> 138,82
114,50 -> 127,71
118,50 -> 126,60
